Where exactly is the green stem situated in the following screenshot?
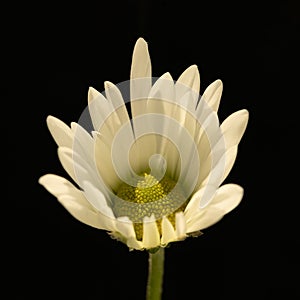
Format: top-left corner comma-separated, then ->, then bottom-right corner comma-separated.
146,247 -> 165,300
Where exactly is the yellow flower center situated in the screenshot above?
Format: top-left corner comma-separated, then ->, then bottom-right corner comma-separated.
114,173 -> 187,240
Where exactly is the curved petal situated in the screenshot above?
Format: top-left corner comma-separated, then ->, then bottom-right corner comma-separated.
201,79 -> 223,112
210,184 -> 244,212
39,174 -> 83,201
104,81 -> 132,125
57,147 -> 110,199
186,184 -> 243,233
175,65 -> 200,106
184,185 -> 217,222
46,116 -> 73,148
219,146 -> 238,184
220,109 -> 249,148
87,87 -> 120,135
115,216 -> 143,250
82,181 -> 115,219
38,174 -> 114,230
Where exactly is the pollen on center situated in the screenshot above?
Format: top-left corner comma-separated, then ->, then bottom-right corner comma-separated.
113,173 -> 187,240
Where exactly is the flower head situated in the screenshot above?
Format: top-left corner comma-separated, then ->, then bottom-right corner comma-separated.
39,38 -> 248,250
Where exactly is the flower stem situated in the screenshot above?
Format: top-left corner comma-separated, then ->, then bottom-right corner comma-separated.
146,247 -> 165,300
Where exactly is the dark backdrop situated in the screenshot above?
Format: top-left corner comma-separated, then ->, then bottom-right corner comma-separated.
6,1 -> 299,299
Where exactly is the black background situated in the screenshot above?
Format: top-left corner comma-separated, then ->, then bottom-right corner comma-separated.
6,0 -> 300,299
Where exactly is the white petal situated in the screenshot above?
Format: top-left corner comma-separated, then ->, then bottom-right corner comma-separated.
39,174 -> 82,200
198,145 -> 238,191
82,181 -> 115,219
201,80 -> 223,112
115,216 -> 143,250
175,212 -> 187,239
46,116 -> 73,148
57,147 -> 110,199
186,184 -> 243,233
176,65 -> 200,106
88,86 -> 101,102
130,38 -> 152,80
219,146 -> 238,184
184,184 -> 218,221
186,207 -> 223,233
210,184 -> 244,213
130,38 -> 152,105
71,122 -> 94,161
93,132 -> 122,191
220,109 -> 249,148
57,147 -> 85,185
142,215 -> 160,249
39,174 -> 115,230
58,195 -> 114,230
161,216 -> 176,245
87,88 -> 118,134
104,81 -> 131,125
193,111 -> 222,191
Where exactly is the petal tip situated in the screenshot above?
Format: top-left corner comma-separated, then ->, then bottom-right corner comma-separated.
88,87 -> 101,102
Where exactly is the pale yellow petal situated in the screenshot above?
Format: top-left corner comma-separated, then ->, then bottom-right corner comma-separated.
142,215 -> 160,249
130,38 -> 152,108
82,181 -> 115,218
39,174 -> 114,230
104,81 -> 131,125
186,184 -> 243,233
58,195 -> 114,230
130,38 -> 151,80
88,86 -> 101,103
115,217 -> 143,250
221,109 -> 249,148
210,184 -> 244,213
39,174 -> 82,200
161,216 -> 176,245
176,65 -> 200,98
219,146 -> 238,184
46,116 -> 73,148
201,79 -> 223,112
175,212 -> 187,239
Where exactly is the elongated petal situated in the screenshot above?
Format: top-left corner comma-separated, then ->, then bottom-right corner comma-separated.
82,181 -> 115,219
142,215 -> 160,249
39,174 -> 114,230
115,216 -> 143,250
104,81 -> 132,125
176,65 -> 200,104
175,212 -> 187,239
88,86 -> 101,102
210,184 -> 243,212
220,109 -> 249,148
201,79 -> 223,112
46,116 -> 73,148
130,38 -> 152,80
57,195 -> 114,230
87,87 -> 119,134
219,146 -> 238,183
57,147 -> 86,185
130,38 -> 152,103
71,122 -> 94,161
161,216 -> 176,245
57,147 -> 110,199
39,174 -> 83,201
186,184 -> 243,233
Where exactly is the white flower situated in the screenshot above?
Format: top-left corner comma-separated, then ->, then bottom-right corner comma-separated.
39,38 -> 248,250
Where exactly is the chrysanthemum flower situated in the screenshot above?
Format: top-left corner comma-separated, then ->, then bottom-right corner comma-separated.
39,38 -> 248,251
